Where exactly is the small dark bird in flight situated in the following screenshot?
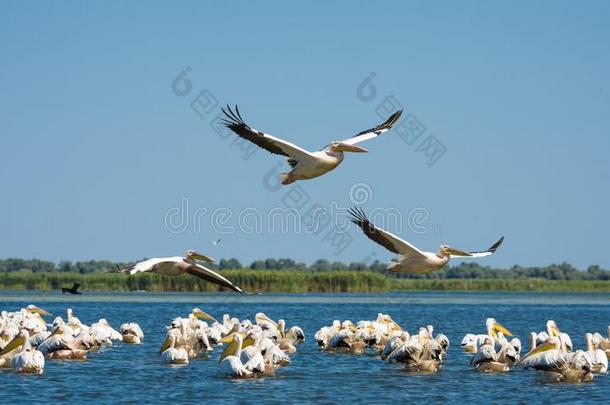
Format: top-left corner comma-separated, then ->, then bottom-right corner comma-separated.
61,283 -> 82,295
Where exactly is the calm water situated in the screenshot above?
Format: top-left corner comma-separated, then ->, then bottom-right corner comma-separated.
1,291 -> 608,404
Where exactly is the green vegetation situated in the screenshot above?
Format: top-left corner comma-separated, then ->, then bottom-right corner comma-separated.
0,257 -> 608,292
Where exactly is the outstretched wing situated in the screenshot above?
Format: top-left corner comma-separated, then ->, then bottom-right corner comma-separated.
72,283 -> 80,290
186,263 -> 248,294
338,110 -> 403,146
448,236 -> 505,258
220,105 -> 313,160
348,207 -> 426,258
119,257 -> 179,275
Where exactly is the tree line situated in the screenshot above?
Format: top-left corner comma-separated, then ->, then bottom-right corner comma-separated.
0,257 -> 608,281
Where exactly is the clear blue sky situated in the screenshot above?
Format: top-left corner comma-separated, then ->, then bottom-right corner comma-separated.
1,1 -> 609,269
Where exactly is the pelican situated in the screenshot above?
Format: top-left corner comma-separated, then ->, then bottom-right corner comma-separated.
119,250 -> 248,294
592,326 -> 610,359
219,334 -> 257,378
160,333 -> 189,365
0,330 -> 45,374
386,328 -> 443,372
518,336 -> 593,383
220,105 -> 402,185
585,333 -> 608,373
348,208 -> 504,274
38,325 -> 88,360
120,323 -> 144,344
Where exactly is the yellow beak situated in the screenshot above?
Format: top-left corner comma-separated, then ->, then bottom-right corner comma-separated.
191,252 -> 215,263
493,322 -> 513,337
445,247 -> 473,257
159,336 -> 172,353
193,309 -> 218,324
332,142 -> 368,153
0,335 -> 25,356
28,306 -> 52,316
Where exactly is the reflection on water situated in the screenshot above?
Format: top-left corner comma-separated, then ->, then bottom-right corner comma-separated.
1,292 -> 608,404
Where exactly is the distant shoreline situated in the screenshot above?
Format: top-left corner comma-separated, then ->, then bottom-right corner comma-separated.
1,270 -> 608,293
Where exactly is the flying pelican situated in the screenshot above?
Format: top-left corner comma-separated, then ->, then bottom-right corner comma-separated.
348,208 -> 504,274
119,250 -> 248,294
0,330 -> 45,374
220,105 -> 402,185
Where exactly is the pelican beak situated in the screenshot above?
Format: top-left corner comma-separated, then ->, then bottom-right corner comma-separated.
190,252 -> 215,263
159,336 -> 172,354
193,309 -> 218,324
444,247 -> 473,257
28,305 -> 52,316
519,341 -> 556,364
550,324 -> 561,337
0,335 -> 25,356
219,339 -> 239,362
242,337 -> 255,349
332,142 -> 368,153
493,321 -> 513,337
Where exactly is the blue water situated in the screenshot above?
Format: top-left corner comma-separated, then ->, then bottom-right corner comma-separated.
1,291 -> 608,404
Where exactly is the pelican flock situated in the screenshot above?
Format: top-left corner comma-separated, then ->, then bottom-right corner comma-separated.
220,105 -> 402,184
0,304 -> 142,374
348,207 -> 504,274
158,308 -> 303,378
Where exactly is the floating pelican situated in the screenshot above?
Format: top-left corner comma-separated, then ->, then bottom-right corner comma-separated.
120,323 -> 144,344
220,105 -> 402,185
518,336 -> 593,383
160,333 -> 189,365
219,333 -> 258,378
592,326 -> 610,359
385,327 -> 444,372
585,333 -> 608,373
0,330 -> 45,374
471,337 -> 518,372
119,250 -> 247,294
348,208 -> 504,274
38,325 -> 88,360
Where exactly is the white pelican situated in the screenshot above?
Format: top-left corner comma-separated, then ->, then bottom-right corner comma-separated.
348,208 -> 504,274
220,105 -> 402,185
38,325 -> 88,360
119,250 -> 247,294
592,326 -> 610,359
160,333 -> 189,365
585,333 -> 608,373
386,328 -> 443,372
0,330 -> 45,374
471,337 -> 518,372
120,323 -> 144,344
219,334 -> 257,378
518,336 -> 593,383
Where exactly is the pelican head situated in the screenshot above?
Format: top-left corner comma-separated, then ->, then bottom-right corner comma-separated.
0,329 -> 30,356
192,308 -> 218,324
26,305 -> 52,317
486,318 -> 513,337
329,141 -> 368,153
546,320 -> 561,337
185,250 -> 215,263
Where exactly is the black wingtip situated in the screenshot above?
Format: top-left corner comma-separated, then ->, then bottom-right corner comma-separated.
488,236 -> 505,252
347,206 -> 368,226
